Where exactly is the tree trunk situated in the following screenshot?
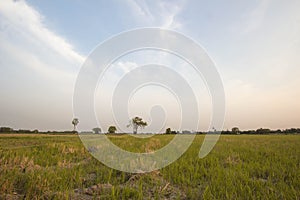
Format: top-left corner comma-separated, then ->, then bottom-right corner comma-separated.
133,126 -> 137,134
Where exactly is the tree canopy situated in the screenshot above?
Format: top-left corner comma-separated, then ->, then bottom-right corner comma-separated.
108,126 -> 117,134
92,127 -> 101,134
72,118 -> 79,132
127,116 -> 147,134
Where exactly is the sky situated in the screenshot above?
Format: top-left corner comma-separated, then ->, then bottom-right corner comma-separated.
0,0 -> 299,132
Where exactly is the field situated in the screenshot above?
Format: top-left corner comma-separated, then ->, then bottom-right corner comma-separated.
0,134 -> 299,199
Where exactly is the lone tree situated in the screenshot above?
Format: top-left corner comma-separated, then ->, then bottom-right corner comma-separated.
232,127 -> 240,134
72,118 -> 79,132
127,116 -> 147,134
108,126 -> 117,134
165,128 -> 172,134
92,127 -> 101,134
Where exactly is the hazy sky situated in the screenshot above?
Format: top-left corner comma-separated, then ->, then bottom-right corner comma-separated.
0,0 -> 299,131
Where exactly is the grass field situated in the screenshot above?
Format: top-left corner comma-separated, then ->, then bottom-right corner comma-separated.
0,134 -> 299,199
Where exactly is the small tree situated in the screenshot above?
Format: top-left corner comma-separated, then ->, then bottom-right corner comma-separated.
127,116 -> 147,134
108,126 -> 117,134
232,127 -> 240,134
92,127 -> 101,134
72,118 -> 79,132
165,128 -> 171,134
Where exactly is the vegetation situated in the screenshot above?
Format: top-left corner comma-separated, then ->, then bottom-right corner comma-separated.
92,128 -> 101,134
1,126 -> 300,135
165,128 -> 172,134
71,118 -> 79,132
0,134 -> 299,199
108,126 -> 117,134
231,127 -> 240,135
127,116 -> 148,134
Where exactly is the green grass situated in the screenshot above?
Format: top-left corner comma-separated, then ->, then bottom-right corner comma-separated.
0,134 -> 299,199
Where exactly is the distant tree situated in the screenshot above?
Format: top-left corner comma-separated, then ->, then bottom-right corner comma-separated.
33,129 -> 39,133
284,128 -> 298,134
182,130 -> 191,134
256,128 -> 271,134
18,129 -> 31,133
221,129 -> 231,135
273,129 -> 282,134
232,127 -> 240,134
108,126 -> 117,134
127,116 -> 148,134
243,130 -> 256,134
165,128 -> 172,134
72,118 -> 79,132
93,127 -> 102,134
0,127 -> 13,133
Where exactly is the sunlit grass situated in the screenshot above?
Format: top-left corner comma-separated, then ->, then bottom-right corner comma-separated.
0,134 -> 299,199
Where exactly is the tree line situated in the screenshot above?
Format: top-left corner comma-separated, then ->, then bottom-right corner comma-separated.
0,126 -> 299,134
0,127 -> 75,134
1,116 -> 299,135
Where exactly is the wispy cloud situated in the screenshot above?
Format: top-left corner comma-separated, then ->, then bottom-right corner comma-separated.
0,0 -> 84,72
0,0 -> 85,130
242,0 -> 271,33
125,0 -> 185,30
126,0 -> 154,21
158,1 -> 183,29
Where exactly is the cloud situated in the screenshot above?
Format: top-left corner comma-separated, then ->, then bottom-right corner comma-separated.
126,0 -> 154,20
125,0 -> 184,30
0,0 -> 85,84
158,1 -> 183,29
242,0 -> 271,33
116,61 -> 139,74
0,1 -> 84,63
0,0 -> 85,130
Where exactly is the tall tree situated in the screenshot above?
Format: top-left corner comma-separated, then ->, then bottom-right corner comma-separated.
72,118 -> 79,132
127,116 -> 147,134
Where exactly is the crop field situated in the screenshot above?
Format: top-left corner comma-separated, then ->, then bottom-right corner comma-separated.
0,134 -> 299,199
